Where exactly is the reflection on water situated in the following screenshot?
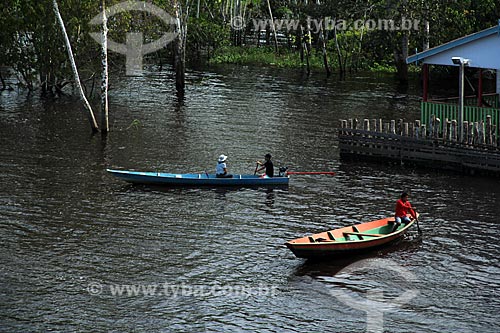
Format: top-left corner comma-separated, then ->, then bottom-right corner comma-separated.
294,234 -> 424,277
1,66 -> 499,333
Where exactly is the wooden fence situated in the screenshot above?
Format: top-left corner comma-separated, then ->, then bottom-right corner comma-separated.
338,117 -> 500,175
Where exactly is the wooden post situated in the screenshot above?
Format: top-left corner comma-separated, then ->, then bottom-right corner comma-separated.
397,119 -> 403,135
340,120 -> 347,136
414,120 -> 421,138
451,120 -> 457,142
463,121 -> 469,144
378,119 -> 383,132
443,119 -> 449,142
370,119 -> 377,132
390,120 -> 396,134
403,122 -> 409,136
479,120 -> 485,144
363,119 -> 370,131
473,122 -> 479,145
486,115 -> 493,145
448,120 -> 453,141
468,122 -> 474,145
429,114 -> 435,138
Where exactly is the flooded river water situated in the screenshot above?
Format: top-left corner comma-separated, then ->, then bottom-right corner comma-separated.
1,66 -> 499,332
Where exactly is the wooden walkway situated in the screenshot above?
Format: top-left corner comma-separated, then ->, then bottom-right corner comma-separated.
338,117 -> 500,175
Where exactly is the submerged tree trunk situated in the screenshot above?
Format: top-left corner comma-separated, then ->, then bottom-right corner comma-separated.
394,33 -> 409,83
172,0 -> 186,95
394,0 -> 409,83
52,0 -> 99,132
319,23 -> 331,77
333,23 -> 345,78
100,0 -> 109,135
298,27 -> 304,63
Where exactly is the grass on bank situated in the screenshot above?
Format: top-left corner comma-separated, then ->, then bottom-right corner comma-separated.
210,46 -> 404,73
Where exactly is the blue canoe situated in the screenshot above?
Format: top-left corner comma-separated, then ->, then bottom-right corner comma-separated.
106,169 -> 290,186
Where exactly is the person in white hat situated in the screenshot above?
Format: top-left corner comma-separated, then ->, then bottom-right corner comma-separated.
215,154 -> 232,178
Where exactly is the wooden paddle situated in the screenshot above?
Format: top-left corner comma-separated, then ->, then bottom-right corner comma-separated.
254,162 -> 259,175
414,211 -> 422,234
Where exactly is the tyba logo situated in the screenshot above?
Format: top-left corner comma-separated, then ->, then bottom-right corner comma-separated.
89,1 -> 178,75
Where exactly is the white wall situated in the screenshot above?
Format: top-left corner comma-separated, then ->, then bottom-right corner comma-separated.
424,34 -> 500,69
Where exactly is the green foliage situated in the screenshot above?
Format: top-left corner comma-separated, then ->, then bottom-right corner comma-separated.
2,0 -> 499,91
0,0 -> 177,92
187,16 -> 230,55
211,46 -> 325,69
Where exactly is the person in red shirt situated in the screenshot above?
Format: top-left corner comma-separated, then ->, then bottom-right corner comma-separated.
393,192 -> 417,232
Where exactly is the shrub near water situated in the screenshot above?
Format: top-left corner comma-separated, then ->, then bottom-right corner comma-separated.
210,46 -> 327,69
209,45 -> 404,73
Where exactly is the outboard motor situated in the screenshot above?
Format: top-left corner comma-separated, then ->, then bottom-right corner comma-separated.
278,166 -> 288,177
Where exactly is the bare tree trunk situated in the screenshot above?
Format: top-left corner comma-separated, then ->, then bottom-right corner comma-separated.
319,22 -> 331,77
353,6 -> 371,71
232,0 -> 242,46
301,25 -> 311,75
333,23 -> 344,77
394,33 -> 409,83
266,0 -> 279,53
423,19 -> 430,51
172,0 -> 186,94
100,0 -> 109,135
297,26 -> 304,63
394,0 -> 409,83
52,0 -> 99,132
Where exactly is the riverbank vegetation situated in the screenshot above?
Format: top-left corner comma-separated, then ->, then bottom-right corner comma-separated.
1,0 -> 499,94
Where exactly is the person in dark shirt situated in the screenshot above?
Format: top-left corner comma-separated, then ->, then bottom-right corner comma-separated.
256,153 -> 274,177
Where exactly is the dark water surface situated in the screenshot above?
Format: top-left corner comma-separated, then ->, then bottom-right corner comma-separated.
1,66 -> 499,332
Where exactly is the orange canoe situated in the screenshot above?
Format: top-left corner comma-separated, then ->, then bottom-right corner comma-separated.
285,215 -> 417,259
